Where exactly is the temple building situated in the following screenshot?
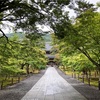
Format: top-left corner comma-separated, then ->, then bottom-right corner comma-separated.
43,34 -> 55,65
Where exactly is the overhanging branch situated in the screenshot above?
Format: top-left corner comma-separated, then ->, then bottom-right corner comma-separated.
0,29 -> 9,42
77,47 -> 99,67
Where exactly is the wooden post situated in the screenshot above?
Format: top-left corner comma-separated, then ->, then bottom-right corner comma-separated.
18,76 -> 20,83
72,73 -> 73,78
95,71 -> 96,78
88,71 -> 91,86
74,73 -> 76,78
0,82 -> 1,90
78,73 -> 79,80
11,78 -> 13,85
88,78 -> 90,86
82,74 -> 84,83
0,81 -> 3,90
98,71 -> 100,90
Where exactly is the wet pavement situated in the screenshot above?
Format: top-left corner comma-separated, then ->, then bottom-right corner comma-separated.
21,67 -> 87,100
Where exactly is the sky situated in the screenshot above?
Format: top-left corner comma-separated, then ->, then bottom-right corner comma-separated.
39,0 -> 100,32
1,0 -> 100,34
68,0 -> 100,17
88,0 -> 99,4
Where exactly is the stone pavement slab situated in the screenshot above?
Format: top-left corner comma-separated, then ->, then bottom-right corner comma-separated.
21,67 -> 87,100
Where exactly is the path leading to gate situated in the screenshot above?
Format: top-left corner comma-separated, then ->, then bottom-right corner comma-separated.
21,67 -> 87,100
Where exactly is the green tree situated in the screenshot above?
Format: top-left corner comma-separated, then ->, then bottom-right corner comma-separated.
0,0 -> 72,39
51,1 -> 100,87
0,32 -> 47,76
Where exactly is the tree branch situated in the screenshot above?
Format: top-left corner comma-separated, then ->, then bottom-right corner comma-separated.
77,47 -> 99,67
0,29 -> 9,42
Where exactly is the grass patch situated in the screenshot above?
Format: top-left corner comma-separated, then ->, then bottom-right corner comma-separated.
33,70 -> 40,74
65,71 -> 73,76
79,77 -> 98,87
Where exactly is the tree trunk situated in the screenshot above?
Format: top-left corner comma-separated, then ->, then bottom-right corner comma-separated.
95,71 -> 96,78
88,71 -> 91,86
26,64 -> 30,75
21,63 -> 25,69
74,71 -> 76,78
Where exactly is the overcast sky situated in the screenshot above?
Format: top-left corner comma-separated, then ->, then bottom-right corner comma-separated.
68,0 -> 100,17
88,0 -> 99,4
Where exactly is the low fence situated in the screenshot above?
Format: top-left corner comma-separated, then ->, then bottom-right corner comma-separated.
0,75 -> 27,90
69,72 -> 99,90
60,67 -> 100,90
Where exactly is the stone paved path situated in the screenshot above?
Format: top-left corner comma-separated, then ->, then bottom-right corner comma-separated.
21,67 -> 87,100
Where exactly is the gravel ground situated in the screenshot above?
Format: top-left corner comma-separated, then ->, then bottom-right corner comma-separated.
0,67 -> 100,100
0,69 -> 46,100
56,68 -> 100,100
